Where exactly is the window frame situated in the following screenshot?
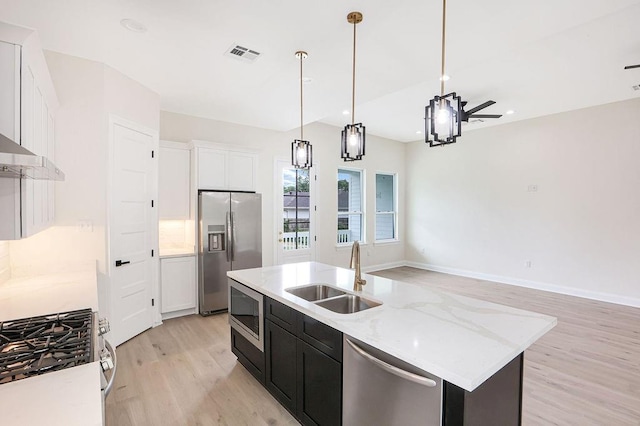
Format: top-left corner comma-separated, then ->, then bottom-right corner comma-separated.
336,167 -> 366,246
374,171 -> 398,243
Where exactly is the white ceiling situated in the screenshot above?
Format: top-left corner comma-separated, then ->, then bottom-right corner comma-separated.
1,0 -> 639,142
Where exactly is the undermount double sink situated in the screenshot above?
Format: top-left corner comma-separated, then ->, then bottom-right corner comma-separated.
286,284 -> 382,314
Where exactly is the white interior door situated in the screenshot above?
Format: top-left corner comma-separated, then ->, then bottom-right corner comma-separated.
109,116 -> 158,346
275,159 -> 315,265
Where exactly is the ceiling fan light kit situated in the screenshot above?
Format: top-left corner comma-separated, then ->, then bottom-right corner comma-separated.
341,11 -> 366,162
291,50 -> 313,169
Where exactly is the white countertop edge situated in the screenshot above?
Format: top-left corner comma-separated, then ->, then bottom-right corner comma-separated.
228,263 -> 557,392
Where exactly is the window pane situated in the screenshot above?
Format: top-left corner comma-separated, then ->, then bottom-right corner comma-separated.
375,174 -> 394,212
376,174 -> 396,240
376,213 -> 395,240
338,214 -> 362,243
283,168 -> 310,250
338,169 -> 362,212
338,169 -> 363,244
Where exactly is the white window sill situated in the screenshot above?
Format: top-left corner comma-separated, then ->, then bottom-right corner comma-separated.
335,242 -> 368,250
373,239 -> 400,246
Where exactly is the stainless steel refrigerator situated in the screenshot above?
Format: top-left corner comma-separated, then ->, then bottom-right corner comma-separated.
198,191 -> 262,315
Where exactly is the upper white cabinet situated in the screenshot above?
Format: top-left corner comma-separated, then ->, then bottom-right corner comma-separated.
195,145 -> 257,191
159,141 -> 191,219
0,24 -> 58,240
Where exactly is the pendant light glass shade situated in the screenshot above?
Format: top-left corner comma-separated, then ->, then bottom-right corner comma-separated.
341,123 -> 365,161
425,92 -> 462,146
292,51 -> 312,169
292,139 -> 312,169
342,12 -> 365,162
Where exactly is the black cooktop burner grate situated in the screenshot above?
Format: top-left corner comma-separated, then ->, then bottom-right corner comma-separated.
0,308 -> 93,384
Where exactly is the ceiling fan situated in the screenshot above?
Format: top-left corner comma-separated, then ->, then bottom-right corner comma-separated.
460,100 -> 502,122
624,64 -> 640,70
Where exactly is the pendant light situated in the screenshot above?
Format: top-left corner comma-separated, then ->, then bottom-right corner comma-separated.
292,51 -> 312,169
425,0 -> 462,147
341,11 -> 365,162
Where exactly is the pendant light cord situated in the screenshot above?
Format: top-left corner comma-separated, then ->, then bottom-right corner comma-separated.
351,19 -> 357,126
440,0 -> 447,97
300,53 -> 304,140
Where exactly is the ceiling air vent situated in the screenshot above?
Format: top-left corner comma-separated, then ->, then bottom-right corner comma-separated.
224,44 -> 261,63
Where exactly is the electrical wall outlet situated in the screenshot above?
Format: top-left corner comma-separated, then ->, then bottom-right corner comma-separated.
525,260 -> 532,268
77,221 -> 94,233
527,185 -> 538,192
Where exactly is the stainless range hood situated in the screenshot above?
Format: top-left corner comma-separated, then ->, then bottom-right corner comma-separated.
0,131 -> 65,180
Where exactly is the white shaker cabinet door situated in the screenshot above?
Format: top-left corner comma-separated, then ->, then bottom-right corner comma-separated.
227,152 -> 257,191
159,146 -> 190,219
197,148 -> 227,190
161,256 -> 196,313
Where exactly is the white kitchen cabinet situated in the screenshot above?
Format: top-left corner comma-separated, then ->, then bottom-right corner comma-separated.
160,256 -> 196,315
196,146 -> 257,191
0,29 -> 58,240
159,142 -> 191,219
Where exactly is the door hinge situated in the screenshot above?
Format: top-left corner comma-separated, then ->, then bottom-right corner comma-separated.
151,249 -> 154,257
314,175 -> 317,181
314,205 -> 317,211
151,150 -> 155,158
314,236 -> 317,241
151,200 -> 154,207
152,298 -> 155,307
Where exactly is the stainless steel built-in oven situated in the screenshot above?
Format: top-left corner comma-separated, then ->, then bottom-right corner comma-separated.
228,279 -> 264,351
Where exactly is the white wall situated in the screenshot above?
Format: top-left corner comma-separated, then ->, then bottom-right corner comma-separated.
406,97 -> 640,305
8,51 -> 160,317
160,111 -> 406,270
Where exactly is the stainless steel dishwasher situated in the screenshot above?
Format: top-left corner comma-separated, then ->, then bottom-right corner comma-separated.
343,336 -> 443,425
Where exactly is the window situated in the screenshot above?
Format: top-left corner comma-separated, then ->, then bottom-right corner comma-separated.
375,173 -> 396,241
337,168 -> 363,244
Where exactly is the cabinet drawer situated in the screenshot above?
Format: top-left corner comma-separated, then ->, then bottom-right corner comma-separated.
231,328 -> 265,384
265,297 -> 296,334
297,315 -> 342,362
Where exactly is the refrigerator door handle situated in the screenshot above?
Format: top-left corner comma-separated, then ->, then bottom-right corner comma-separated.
226,212 -> 232,262
231,211 -> 236,262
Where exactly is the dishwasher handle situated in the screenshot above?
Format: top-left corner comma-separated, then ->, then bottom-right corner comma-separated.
345,338 -> 437,388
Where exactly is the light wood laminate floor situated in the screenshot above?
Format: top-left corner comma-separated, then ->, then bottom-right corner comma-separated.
106,267 -> 640,425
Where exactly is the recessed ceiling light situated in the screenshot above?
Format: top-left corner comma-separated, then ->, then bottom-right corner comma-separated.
120,19 -> 147,33
416,130 -> 422,134
343,110 -> 350,115
440,74 -> 450,81
506,110 -> 515,115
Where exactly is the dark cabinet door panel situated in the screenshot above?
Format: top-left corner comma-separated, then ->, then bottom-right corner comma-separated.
297,341 -> 342,426
265,319 -> 297,414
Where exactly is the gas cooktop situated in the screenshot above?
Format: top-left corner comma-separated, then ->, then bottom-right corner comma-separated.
0,308 -> 94,385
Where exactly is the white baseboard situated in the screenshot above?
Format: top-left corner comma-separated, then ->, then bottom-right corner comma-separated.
404,261 -> 640,309
363,261 -> 406,273
161,307 -> 198,321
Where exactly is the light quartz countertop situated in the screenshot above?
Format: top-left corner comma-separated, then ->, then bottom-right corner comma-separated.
0,264 -> 103,425
0,266 -> 99,321
228,261 -> 557,392
159,246 -> 196,258
0,362 -> 103,426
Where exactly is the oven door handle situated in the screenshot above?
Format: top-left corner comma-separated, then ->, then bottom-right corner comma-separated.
103,339 -> 118,397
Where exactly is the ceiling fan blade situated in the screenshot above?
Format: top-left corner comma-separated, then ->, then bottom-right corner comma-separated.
469,114 -> 502,119
465,100 -> 496,114
624,64 -> 640,70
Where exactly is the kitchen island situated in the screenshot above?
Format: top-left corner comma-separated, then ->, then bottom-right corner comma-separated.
227,261 -> 557,425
